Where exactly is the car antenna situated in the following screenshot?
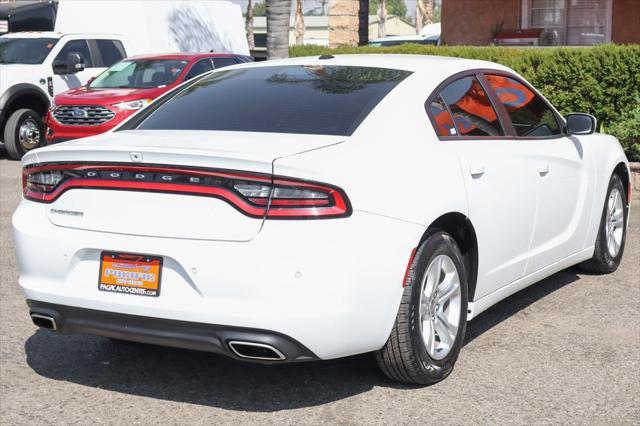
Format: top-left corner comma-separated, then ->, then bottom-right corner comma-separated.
319,54 -> 334,60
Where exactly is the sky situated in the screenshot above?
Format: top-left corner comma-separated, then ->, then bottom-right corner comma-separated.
228,0 -> 442,21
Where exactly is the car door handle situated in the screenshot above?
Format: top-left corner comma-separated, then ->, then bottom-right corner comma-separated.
469,164 -> 485,178
538,164 -> 550,176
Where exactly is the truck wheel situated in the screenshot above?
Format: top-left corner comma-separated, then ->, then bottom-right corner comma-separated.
3,109 -> 45,160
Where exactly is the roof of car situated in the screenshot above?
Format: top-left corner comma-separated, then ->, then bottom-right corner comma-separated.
124,52 -> 245,61
239,54 -> 513,79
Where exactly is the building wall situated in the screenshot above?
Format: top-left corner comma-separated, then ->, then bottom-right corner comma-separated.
612,0 -> 640,43
370,17 -> 416,38
254,15 -> 416,46
441,0 -> 521,45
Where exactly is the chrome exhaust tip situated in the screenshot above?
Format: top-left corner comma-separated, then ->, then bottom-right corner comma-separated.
30,313 -> 58,331
228,341 -> 286,361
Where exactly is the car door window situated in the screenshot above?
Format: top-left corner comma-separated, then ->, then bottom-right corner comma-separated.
212,57 -> 238,69
96,39 -> 126,67
185,59 -> 213,80
55,40 -> 93,67
485,74 -> 562,137
438,76 -> 504,137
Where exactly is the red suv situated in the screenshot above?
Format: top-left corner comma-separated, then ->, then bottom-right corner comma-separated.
45,53 -> 251,143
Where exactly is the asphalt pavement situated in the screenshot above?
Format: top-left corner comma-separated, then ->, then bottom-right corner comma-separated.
1,154 -> 638,425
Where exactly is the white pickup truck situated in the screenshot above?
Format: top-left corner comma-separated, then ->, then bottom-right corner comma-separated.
0,0 -> 249,160
0,33 -> 130,159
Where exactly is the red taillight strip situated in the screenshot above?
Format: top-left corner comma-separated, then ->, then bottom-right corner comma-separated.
24,178 -> 267,217
266,177 -> 349,218
23,163 -> 271,183
23,163 -> 351,219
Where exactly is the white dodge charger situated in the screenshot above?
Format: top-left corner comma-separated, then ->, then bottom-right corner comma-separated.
13,55 -> 630,384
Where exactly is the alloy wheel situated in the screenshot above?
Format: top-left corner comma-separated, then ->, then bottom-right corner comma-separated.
419,254 -> 462,360
605,187 -> 624,257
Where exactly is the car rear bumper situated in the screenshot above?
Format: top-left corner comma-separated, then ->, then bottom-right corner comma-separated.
13,198 -> 425,360
27,300 -> 318,362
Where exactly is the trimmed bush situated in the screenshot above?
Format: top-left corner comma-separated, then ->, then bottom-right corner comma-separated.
290,44 -> 640,159
604,96 -> 640,161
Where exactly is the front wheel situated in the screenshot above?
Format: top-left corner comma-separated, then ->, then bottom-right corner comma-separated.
580,173 -> 628,274
3,108 -> 45,160
376,231 -> 468,385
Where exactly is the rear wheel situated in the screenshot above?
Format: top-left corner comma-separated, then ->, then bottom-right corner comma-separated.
580,174 -> 628,274
3,109 -> 45,160
376,231 -> 468,385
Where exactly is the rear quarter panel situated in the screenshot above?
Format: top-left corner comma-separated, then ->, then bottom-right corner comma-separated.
273,71 -> 469,230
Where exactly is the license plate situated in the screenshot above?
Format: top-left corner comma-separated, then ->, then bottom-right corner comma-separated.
98,251 -> 163,297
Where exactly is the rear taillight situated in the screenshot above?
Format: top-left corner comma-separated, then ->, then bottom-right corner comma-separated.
22,163 -> 351,219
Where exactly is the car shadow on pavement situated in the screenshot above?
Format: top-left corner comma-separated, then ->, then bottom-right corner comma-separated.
24,267 -> 582,411
464,268 -> 581,345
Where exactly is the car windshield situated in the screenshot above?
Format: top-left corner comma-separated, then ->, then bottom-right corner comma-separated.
0,37 -> 58,64
136,65 -> 412,136
89,59 -> 189,89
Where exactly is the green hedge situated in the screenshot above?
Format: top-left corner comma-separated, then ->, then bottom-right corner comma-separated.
290,44 -> 640,161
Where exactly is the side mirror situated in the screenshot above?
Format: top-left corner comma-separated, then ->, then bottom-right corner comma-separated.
566,113 -> 597,135
52,52 -> 85,75
87,76 -> 96,86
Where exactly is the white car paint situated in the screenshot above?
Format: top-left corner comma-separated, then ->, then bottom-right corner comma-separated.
13,55 -> 629,362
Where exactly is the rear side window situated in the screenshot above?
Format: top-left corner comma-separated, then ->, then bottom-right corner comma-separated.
212,57 -> 238,69
485,74 -> 562,137
136,65 -> 412,136
96,39 -> 125,67
185,59 -> 213,80
55,39 -> 93,67
429,97 -> 457,136
438,76 -> 504,137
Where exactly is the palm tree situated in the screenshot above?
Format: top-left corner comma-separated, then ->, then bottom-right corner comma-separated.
328,0 -> 359,47
294,0 -> 305,45
358,0 -> 369,45
267,0 -> 292,59
377,0 -> 387,38
416,0 -> 434,34
246,0 -> 255,50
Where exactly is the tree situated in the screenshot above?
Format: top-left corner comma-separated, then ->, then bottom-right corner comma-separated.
377,0 -> 387,38
415,0 -> 434,33
246,0 -> 255,50
328,0 -> 359,47
370,0 -> 406,18
294,0 -> 305,45
253,1 -> 267,16
267,0 -> 291,59
433,0 -> 441,22
358,0 -> 369,45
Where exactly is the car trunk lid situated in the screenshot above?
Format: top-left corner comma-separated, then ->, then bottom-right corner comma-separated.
32,130 -> 344,241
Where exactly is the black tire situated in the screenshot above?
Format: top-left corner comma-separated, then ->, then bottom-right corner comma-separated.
376,231 -> 468,385
3,108 -> 45,160
580,173 -> 628,274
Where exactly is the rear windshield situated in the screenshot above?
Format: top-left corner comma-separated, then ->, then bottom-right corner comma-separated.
136,65 -> 412,136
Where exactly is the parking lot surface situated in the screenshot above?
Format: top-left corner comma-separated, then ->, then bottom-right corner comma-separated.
1,155 -> 638,425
